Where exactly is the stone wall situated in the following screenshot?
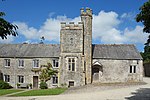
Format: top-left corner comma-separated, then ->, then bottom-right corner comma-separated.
60,22 -> 83,53
0,57 -> 59,88
92,59 -> 143,83
59,53 -> 85,87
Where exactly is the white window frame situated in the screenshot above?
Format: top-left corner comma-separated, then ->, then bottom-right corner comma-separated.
130,65 -> 137,73
52,75 -> 58,85
53,59 -> 59,68
67,57 -> 76,71
4,74 -> 10,82
18,59 -> 24,68
18,75 -> 24,83
4,59 -> 10,67
33,59 -> 39,68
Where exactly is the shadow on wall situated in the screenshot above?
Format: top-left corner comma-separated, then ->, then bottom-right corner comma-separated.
125,88 -> 150,100
144,63 -> 150,77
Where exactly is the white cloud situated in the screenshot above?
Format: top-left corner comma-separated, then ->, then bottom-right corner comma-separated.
15,22 -> 39,39
1,10 -> 145,46
0,35 -> 14,43
92,11 -> 148,44
14,16 -> 80,43
92,11 -> 123,43
121,12 -> 135,21
124,26 -> 148,44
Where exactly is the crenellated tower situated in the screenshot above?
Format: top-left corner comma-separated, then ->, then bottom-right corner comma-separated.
59,7 -> 92,87
59,21 -> 85,87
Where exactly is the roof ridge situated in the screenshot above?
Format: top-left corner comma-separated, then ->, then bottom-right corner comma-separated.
93,44 -> 134,46
0,44 -> 60,45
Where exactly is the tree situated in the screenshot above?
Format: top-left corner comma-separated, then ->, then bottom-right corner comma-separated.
136,0 -> 150,63
0,12 -> 18,39
39,63 -> 57,82
136,0 -> 150,33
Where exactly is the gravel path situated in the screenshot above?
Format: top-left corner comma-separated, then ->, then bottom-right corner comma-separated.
63,81 -> 146,94
1,77 -> 150,100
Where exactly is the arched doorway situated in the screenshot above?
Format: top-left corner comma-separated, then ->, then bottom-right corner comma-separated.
92,61 -> 103,83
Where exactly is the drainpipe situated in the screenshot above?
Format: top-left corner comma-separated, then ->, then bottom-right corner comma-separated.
14,57 -> 17,89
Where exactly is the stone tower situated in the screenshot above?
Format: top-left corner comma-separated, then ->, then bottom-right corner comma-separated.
59,22 -> 85,87
59,7 -> 92,87
81,8 -> 92,84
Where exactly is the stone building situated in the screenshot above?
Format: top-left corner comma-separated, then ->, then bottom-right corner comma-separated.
0,8 -> 143,88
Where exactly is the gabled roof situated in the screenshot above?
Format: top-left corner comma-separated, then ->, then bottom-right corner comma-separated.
92,44 -> 142,60
0,44 -> 60,58
0,44 -> 142,60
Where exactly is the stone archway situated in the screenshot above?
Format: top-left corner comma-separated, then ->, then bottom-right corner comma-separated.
92,61 -> 103,83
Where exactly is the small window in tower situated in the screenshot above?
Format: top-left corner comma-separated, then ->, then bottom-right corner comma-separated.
72,59 -> 75,71
69,81 -> 74,87
68,58 -> 71,62
70,38 -> 73,44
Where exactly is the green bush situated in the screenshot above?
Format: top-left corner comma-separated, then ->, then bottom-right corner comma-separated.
0,80 -> 12,89
40,81 -> 48,89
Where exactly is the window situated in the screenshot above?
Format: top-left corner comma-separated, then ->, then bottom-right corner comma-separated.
52,76 -> 58,84
18,75 -> 24,83
133,66 -> 136,73
70,38 -> 73,44
53,60 -> 59,68
4,75 -> 10,82
68,58 -> 75,71
130,65 -> 137,73
69,81 -> 74,87
4,59 -> 10,67
130,66 -> 132,73
18,59 -> 24,67
33,59 -> 39,68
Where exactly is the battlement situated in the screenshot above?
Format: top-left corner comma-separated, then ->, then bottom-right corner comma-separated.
61,22 -> 83,30
80,7 -> 92,17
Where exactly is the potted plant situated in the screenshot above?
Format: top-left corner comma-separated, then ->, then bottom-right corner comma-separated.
16,83 -> 20,89
28,83 -> 32,89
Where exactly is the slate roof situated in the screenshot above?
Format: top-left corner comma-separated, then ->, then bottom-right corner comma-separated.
0,44 -> 142,59
92,44 -> 142,60
0,44 -> 60,58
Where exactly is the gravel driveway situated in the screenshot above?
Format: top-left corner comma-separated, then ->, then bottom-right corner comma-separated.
1,77 -> 150,100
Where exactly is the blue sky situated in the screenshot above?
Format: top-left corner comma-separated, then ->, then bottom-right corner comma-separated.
0,0 -> 148,51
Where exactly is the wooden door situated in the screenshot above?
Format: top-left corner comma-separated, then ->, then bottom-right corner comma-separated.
33,76 -> 38,89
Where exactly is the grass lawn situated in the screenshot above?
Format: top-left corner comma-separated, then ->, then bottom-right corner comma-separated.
0,89 -> 23,96
11,88 -> 67,96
